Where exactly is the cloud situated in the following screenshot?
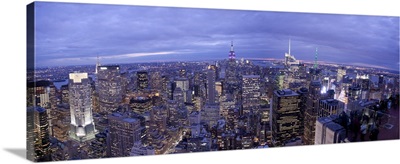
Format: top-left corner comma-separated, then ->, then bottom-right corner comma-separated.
33,2 -> 399,71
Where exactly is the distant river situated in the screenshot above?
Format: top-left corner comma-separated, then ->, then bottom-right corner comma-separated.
53,79 -> 68,90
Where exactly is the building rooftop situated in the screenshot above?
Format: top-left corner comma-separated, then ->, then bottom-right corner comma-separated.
275,89 -> 299,97
123,118 -> 138,123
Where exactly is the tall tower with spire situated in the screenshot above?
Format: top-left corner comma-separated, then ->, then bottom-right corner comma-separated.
228,41 -> 235,60
314,47 -> 318,69
95,55 -> 101,74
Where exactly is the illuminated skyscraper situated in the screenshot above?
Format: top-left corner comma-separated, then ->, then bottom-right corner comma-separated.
319,99 -> 344,118
206,67 -> 216,104
137,71 -> 149,90
27,106 -> 51,162
337,67 -> 346,83
242,75 -> 261,114
303,81 -> 322,145
68,72 -> 97,142
97,65 -> 122,114
271,89 -> 301,147
225,42 -> 238,87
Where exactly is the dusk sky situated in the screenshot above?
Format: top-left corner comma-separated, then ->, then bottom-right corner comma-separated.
34,2 -> 399,71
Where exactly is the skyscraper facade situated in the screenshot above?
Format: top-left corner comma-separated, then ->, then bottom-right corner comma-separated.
319,99 -> 344,118
272,89 -> 301,147
137,71 -> 149,90
206,67 -> 216,104
68,72 -> 97,142
303,81 -> 322,145
108,113 -> 142,157
242,75 -> 261,114
97,65 -> 122,115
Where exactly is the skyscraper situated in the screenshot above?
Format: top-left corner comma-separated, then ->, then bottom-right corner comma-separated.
108,113 -> 142,157
206,67 -> 216,104
137,71 -> 149,90
225,42 -> 238,87
242,75 -> 261,114
315,115 -> 347,144
271,89 -> 301,147
303,81 -> 322,145
68,72 -> 97,142
27,106 -> 51,162
319,99 -> 344,118
337,67 -> 346,83
97,65 -> 122,115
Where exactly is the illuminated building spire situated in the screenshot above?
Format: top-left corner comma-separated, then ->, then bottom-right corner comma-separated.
95,55 -> 101,74
288,38 -> 291,55
314,47 -> 318,69
229,41 -> 235,59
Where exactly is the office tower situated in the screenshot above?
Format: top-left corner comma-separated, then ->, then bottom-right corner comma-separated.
315,115 -> 347,144
108,113 -> 142,157
303,81 -> 322,145
95,55 -> 101,74
225,42 -> 238,86
242,75 -> 261,114
337,67 -> 346,83
97,65 -> 122,114
271,89 -> 301,147
149,71 -> 162,90
130,96 -> 152,114
27,80 -> 51,108
68,72 -> 97,142
206,67 -> 216,104
201,104 -> 220,127
61,85 -> 69,104
88,132 -> 109,159
150,106 -> 168,133
27,106 -> 51,162
297,87 -> 309,137
51,104 -> 70,142
175,77 -> 190,103
179,68 -> 186,78
27,107 -> 35,161
319,99 -> 344,118
137,71 -> 149,90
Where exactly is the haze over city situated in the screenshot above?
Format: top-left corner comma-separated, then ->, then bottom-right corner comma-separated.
34,2 -> 399,71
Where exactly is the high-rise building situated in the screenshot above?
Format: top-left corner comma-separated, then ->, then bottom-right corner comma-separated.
175,77 -> 190,103
51,104 -> 70,142
108,113 -> 142,157
303,81 -> 322,145
27,80 -> 51,108
271,89 -> 301,147
68,72 -> 97,142
149,71 -> 162,90
297,87 -> 308,137
97,65 -> 122,115
27,106 -> 51,162
319,99 -> 344,118
137,71 -> 149,90
315,115 -> 347,144
225,42 -> 238,86
201,103 -> 220,127
206,68 -> 217,104
242,75 -> 261,114
337,67 -> 346,83
88,132 -> 109,159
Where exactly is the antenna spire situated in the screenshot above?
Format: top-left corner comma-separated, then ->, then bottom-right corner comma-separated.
314,47 -> 318,69
230,41 -> 234,51
288,38 -> 291,55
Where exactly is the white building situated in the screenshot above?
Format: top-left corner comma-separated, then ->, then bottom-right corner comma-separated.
68,72 -> 97,142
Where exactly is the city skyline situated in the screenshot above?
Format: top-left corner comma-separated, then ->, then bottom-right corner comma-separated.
34,2 -> 399,71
